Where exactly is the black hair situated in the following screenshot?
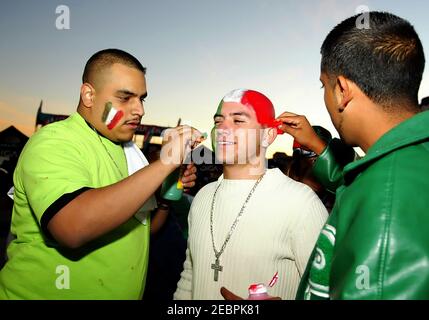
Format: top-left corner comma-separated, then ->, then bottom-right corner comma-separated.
421,96 -> 429,107
321,11 -> 425,111
82,48 -> 146,85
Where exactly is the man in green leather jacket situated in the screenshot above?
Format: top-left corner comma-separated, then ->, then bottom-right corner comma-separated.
278,11 -> 429,299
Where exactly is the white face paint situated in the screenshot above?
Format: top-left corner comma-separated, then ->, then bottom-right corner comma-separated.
102,102 -> 124,130
222,88 -> 246,103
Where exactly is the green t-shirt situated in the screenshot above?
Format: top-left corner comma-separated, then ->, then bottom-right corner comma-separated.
0,112 -> 150,299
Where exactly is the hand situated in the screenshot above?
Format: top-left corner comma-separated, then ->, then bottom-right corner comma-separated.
276,111 -> 327,155
160,125 -> 204,169
220,287 -> 282,300
182,163 -> 197,191
220,287 -> 244,300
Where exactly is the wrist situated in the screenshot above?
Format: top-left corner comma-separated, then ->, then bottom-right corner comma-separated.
157,199 -> 171,211
310,137 -> 328,155
156,158 -> 179,176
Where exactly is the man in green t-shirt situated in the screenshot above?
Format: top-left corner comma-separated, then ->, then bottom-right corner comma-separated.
0,49 -> 202,299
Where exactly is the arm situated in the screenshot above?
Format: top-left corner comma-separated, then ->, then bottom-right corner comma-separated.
276,112 -> 327,155
312,138 -> 355,193
48,159 -> 175,248
276,112 -> 356,193
150,201 -> 170,235
291,191 -> 329,276
173,247 -> 193,300
173,201 -> 196,300
24,125 -> 201,249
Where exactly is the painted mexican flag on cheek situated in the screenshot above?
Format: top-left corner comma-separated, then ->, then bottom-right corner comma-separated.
102,101 -> 124,130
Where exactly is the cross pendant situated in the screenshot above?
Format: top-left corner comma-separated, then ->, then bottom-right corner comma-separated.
211,257 -> 223,281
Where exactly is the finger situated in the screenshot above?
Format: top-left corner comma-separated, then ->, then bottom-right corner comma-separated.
278,123 -> 299,135
182,164 -> 193,177
220,287 -> 243,300
182,173 -> 196,184
182,180 -> 195,189
183,167 -> 197,177
183,163 -> 197,177
277,111 -> 298,118
191,129 -> 206,148
176,125 -> 203,139
276,116 -> 301,126
174,125 -> 193,137
179,127 -> 205,150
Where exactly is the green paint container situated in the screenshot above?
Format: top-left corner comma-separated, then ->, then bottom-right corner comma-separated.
160,167 -> 184,201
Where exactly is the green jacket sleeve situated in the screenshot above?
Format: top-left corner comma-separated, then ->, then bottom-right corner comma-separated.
312,138 -> 356,193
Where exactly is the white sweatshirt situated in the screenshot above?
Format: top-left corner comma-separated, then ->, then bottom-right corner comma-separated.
174,168 -> 328,300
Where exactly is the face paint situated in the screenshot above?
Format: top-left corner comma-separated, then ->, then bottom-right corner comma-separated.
211,126 -> 217,152
102,102 -> 124,130
220,89 -> 284,134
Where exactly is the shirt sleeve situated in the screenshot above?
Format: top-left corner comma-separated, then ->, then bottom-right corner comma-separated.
173,246 -> 193,300
291,190 -> 329,276
16,132 -> 93,236
173,202 -> 195,300
313,138 -> 356,194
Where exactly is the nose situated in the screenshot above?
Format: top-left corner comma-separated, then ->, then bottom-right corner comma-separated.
216,128 -> 233,140
217,119 -> 232,130
133,100 -> 145,118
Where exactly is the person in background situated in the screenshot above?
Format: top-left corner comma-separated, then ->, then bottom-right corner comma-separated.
143,145 -> 190,301
287,125 -> 336,212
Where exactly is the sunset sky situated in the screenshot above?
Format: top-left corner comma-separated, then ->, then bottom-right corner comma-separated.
1,0 -> 429,157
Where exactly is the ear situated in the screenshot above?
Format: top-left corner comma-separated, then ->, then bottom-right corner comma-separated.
336,76 -> 353,113
80,83 -> 96,108
262,127 -> 277,148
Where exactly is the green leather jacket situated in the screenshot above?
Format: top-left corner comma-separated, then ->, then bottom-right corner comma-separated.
297,111 -> 429,299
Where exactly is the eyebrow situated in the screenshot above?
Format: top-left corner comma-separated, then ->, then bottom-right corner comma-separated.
213,112 -> 251,119
116,89 -> 147,99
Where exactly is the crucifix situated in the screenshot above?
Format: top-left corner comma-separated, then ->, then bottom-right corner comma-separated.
211,257 -> 223,281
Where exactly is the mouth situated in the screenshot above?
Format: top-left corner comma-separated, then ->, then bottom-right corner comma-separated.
216,141 -> 236,145
124,119 -> 141,128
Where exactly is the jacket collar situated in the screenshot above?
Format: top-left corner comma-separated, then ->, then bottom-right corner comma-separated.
343,110 -> 429,184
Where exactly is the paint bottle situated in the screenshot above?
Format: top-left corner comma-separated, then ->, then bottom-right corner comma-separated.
160,166 -> 184,201
247,283 -> 272,300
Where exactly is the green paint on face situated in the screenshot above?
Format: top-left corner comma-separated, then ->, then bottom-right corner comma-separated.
102,101 -> 113,123
211,126 -> 217,151
212,100 -> 224,151
215,99 -> 223,115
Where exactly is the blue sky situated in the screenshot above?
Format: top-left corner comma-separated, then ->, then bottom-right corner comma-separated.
1,0 -> 429,156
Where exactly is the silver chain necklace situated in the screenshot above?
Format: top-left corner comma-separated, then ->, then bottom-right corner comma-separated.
210,172 -> 265,281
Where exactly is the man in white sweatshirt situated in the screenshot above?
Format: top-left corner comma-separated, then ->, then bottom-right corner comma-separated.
174,89 -> 328,300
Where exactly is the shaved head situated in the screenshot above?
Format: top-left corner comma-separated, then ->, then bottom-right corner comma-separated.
82,49 -> 146,90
